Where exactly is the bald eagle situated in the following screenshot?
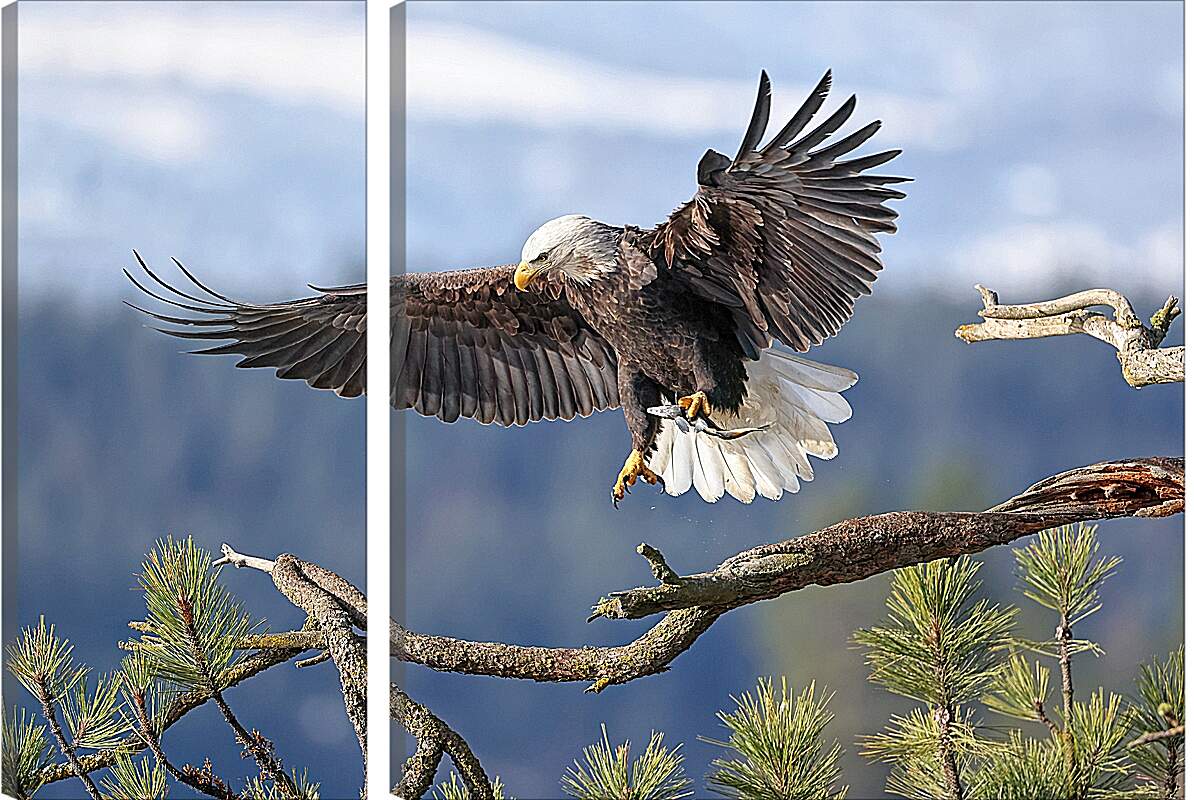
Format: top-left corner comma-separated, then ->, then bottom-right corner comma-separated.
128,70 -> 906,506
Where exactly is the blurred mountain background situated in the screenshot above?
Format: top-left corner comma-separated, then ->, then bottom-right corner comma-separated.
7,0 -> 1183,798
11,2 -> 366,797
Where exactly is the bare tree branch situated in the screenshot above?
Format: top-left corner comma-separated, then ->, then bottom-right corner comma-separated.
391,458 -> 1181,693
269,554 -> 368,767
955,285 -> 1183,387
391,685 -> 492,800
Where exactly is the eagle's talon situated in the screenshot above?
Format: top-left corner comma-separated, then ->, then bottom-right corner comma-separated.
678,391 -> 712,420
610,449 -> 659,508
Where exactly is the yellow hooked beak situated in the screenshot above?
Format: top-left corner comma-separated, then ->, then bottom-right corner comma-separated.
514,260 -> 541,291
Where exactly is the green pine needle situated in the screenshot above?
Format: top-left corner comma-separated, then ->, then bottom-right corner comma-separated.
128,536 -> 261,691
2,706 -> 54,799
562,725 -> 692,800
854,557 -> 1018,707
1014,523 -> 1119,626
1067,689 -> 1132,795
701,677 -> 846,799
243,768 -> 320,799
1126,647 -> 1183,795
99,754 -> 168,800
861,707 -> 983,800
983,654 -> 1053,724
6,617 -> 87,704
60,672 -> 129,751
435,772 -> 510,799
968,730 -> 1068,799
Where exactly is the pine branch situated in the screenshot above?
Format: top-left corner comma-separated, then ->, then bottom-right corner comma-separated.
561,724 -> 691,800
36,675 -> 103,800
36,620 -> 315,787
1013,523 -> 1120,793
702,677 -> 846,800
858,557 -> 1016,798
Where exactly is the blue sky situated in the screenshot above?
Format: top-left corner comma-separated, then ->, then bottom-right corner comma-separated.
17,1 -> 364,301
405,1 -> 1182,299
16,0 -> 1182,302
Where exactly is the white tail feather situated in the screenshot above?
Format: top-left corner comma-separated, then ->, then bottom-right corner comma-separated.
648,349 -> 857,504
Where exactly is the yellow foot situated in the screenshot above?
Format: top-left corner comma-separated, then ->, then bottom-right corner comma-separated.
678,390 -> 712,420
610,449 -> 663,508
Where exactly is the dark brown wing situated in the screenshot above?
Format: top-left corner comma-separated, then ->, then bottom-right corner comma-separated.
125,256 -> 620,427
124,251 -> 368,397
648,70 -> 909,355
393,265 -> 619,426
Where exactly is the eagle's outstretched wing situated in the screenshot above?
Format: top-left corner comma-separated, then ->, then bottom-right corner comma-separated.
648,70 -> 908,355
126,255 -> 619,426
393,266 -> 618,426
125,252 -> 369,398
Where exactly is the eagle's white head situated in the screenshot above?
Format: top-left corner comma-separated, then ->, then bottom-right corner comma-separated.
515,214 -> 620,290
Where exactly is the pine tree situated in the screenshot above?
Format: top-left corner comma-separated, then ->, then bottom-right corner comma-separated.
702,677 -> 846,799
856,556 -> 1017,799
562,724 -> 692,800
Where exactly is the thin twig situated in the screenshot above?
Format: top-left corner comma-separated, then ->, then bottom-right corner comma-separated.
1032,700 -> 1061,736
1056,616 -> 1076,791
36,677 -> 104,800
1126,725 -> 1185,748
131,691 -> 234,800
213,543 -> 276,573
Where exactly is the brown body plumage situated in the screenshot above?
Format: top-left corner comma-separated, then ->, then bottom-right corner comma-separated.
129,69 -> 908,505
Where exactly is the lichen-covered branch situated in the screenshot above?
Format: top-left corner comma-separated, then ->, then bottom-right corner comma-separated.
391,685 -> 491,800
594,458 -> 1182,620
269,555 -> 368,766
955,285 -> 1183,387
219,545 -> 368,776
390,458 -> 1181,693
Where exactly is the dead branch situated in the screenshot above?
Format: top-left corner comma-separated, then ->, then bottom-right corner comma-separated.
955,285 -> 1183,387
219,543 -> 369,779
391,458 -> 1182,693
391,685 -> 491,799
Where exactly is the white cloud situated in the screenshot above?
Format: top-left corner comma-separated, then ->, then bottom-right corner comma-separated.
1005,164 -> 1060,218
950,220 -> 1182,295
24,84 -> 213,163
18,2 -> 363,113
406,22 -> 966,150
